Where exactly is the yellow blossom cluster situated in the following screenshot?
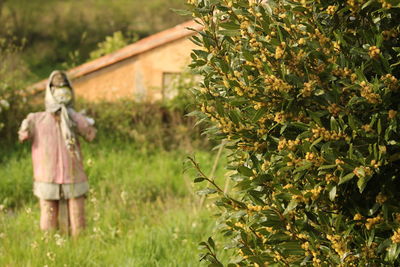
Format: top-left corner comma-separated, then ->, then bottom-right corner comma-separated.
264,75 -> 292,94
306,186 -> 323,201
237,139 -> 265,152
362,243 -> 377,258
381,74 -> 399,91
365,215 -> 383,230
238,249 -> 250,259
291,0 -> 311,9
291,194 -> 305,202
200,104 -> 215,114
312,126 -> 347,141
247,205 -> 268,211
382,29 -> 398,40
273,251 -> 284,262
275,42 -> 286,59
370,159 -> 381,169
253,101 -> 266,110
261,160 -> 270,171
361,124 -> 373,132
368,46 -> 380,59
286,153 -> 302,167
291,186 -> 323,202
326,234 -> 348,257
287,50 -> 307,76
311,29 -> 330,47
303,152 -> 324,166
273,111 -> 287,124
300,80 -> 315,97
235,222 -> 246,228
375,192 -> 387,204
335,158 -> 344,165
301,241 -> 310,251
353,166 -> 373,178
325,173 -> 339,183
378,0 -> 392,8
392,229 -> 400,243
359,81 -> 381,104
347,0 -> 363,13
326,5 -> 337,15
354,213 -> 363,221
277,138 -> 301,151
327,103 -> 341,116
332,67 -> 357,82
332,41 -> 341,52
283,183 -> 294,190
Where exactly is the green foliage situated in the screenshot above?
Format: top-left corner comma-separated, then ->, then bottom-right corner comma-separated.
89,31 -> 138,60
0,39 -> 34,137
78,99 -> 209,151
188,0 -> 400,265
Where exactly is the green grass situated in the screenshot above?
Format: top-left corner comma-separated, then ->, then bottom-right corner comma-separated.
0,138 -> 230,266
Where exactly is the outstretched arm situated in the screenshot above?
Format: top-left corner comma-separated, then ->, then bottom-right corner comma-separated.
18,114 -> 34,142
71,111 -> 97,142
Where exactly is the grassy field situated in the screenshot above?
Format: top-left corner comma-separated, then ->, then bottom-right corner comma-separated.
0,138 -> 229,266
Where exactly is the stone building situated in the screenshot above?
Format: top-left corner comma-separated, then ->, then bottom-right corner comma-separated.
29,20 -> 202,102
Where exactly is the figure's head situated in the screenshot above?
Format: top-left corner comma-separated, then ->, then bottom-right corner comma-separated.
51,71 -> 69,87
49,71 -> 73,105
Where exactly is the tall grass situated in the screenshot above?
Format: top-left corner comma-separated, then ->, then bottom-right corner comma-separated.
0,138 -> 230,266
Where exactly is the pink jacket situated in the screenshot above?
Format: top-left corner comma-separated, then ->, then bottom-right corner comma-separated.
18,110 -> 96,184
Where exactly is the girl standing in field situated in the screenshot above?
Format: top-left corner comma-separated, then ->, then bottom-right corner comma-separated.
19,70 -> 96,236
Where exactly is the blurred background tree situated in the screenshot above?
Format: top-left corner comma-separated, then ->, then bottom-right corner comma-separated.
0,0 -> 189,81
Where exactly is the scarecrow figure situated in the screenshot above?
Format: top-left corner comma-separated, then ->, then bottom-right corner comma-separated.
19,70 -> 96,236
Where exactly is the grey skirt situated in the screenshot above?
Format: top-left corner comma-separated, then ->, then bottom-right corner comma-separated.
33,181 -> 89,200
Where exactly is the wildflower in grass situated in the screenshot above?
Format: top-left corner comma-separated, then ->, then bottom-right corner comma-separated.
120,191 -> 128,205
54,234 -> 66,247
46,251 -> 55,261
30,241 -> 38,249
86,158 -> 94,167
93,212 -> 100,221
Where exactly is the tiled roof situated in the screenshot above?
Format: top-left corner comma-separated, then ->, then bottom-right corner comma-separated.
28,20 -> 202,93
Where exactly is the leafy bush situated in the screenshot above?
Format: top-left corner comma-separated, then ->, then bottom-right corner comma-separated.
188,0 -> 400,265
79,99 -> 209,151
0,40 -> 34,140
89,31 -> 138,60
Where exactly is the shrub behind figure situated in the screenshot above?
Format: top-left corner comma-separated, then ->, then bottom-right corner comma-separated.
19,70 -> 96,236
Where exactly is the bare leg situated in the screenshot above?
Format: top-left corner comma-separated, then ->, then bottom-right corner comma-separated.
39,199 -> 59,231
68,196 -> 86,237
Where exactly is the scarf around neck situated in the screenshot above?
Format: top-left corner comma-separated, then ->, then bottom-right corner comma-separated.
45,71 -> 77,152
